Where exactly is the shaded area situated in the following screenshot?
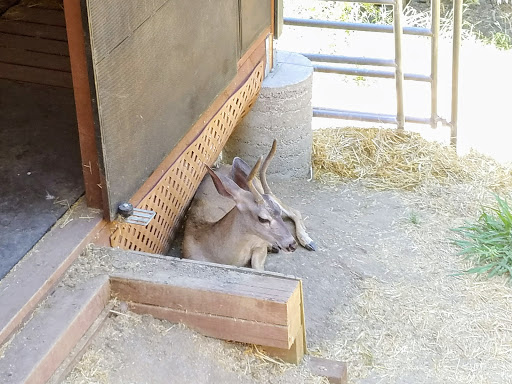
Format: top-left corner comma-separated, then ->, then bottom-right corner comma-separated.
0,79 -> 83,278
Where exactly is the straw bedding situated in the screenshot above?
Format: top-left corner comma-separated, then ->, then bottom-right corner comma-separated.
312,127 -> 512,193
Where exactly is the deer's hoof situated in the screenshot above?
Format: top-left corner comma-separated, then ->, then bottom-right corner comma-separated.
304,241 -> 317,251
269,244 -> 280,254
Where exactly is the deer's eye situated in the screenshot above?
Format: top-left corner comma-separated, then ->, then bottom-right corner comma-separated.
258,216 -> 270,224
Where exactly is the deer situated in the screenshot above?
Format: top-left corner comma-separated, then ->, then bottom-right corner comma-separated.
182,140 -> 316,270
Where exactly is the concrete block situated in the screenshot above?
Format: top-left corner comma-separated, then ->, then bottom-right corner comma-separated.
224,51 -> 313,179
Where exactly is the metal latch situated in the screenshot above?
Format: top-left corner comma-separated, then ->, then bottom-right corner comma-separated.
117,202 -> 156,226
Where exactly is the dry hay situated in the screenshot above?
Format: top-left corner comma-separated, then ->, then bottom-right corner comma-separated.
65,303 -> 327,384
313,127 -> 512,193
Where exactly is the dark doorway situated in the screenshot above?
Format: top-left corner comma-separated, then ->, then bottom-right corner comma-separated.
0,1 -> 84,278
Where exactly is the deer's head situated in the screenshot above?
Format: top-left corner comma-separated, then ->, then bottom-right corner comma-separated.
205,158 -> 297,253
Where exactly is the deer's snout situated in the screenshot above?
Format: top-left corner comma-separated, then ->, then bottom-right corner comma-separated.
283,239 -> 298,253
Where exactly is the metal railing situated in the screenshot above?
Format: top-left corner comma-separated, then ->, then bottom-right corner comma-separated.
280,0 -> 463,145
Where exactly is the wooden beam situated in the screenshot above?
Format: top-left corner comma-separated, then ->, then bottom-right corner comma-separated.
110,275 -> 299,328
0,276 -> 110,384
63,0 -> 103,209
129,302 -> 291,349
262,324 -> 305,364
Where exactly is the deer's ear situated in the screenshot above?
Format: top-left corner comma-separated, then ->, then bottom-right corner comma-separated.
230,157 -> 251,191
206,166 -> 241,199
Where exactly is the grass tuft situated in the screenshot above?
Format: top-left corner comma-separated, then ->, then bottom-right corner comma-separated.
452,195 -> 512,280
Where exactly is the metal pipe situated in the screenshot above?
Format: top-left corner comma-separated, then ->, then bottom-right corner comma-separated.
431,0 -> 440,128
393,0 -> 405,130
283,17 -> 432,36
303,53 -> 396,67
313,64 -> 431,82
451,0 -> 463,146
313,107 -> 432,125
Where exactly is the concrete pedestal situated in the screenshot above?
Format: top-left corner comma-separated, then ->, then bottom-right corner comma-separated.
224,51 -> 313,179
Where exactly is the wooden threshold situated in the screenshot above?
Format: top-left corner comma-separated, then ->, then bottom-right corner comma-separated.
0,198 -> 110,348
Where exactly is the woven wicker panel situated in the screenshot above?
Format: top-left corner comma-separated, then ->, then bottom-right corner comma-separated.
110,61 -> 264,254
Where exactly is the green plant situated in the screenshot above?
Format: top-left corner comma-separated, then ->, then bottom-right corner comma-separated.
452,195 -> 512,280
409,211 -> 420,225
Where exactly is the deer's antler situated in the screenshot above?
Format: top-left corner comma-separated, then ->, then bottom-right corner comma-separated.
260,139 -> 277,195
247,156 -> 264,204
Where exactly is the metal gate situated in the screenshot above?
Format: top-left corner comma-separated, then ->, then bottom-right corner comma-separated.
274,0 -> 463,145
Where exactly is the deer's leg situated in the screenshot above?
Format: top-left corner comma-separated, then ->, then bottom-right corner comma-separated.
277,202 -> 316,251
251,247 -> 268,271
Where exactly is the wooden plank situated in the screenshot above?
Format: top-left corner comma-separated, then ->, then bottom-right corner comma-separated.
129,302 -> 291,349
63,0 -> 103,209
3,5 -> 66,27
0,62 -> 72,87
110,275 -> 300,327
0,46 -> 71,71
262,324 -> 305,364
47,302 -> 114,384
0,276 -> 110,384
0,200 -> 107,347
0,20 -> 67,41
308,357 -> 348,384
0,32 -> 69,55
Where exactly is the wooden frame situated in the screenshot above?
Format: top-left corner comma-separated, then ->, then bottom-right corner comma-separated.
63,0 -> 102,209
0,249 -> 307,384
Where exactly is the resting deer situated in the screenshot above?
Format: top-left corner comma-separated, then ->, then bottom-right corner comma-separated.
183,140 -> 315,270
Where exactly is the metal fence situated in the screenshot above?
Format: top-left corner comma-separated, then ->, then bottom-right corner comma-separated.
276,0 -> 463,145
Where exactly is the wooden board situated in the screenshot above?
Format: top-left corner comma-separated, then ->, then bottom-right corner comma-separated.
0,32 -> 69,55
110,275 -> 300,328
0,62 -> 72,87
0,47 -> 70,71
83,0 -> 239,219
130,302 -> 291,349
0,19 -> 67,41
2,5 -> 66,26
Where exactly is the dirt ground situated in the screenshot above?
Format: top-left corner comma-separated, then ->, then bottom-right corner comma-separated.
65,174 -> 512,384
64,2 -> 512,382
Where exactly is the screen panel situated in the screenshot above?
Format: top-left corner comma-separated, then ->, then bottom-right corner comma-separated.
84,0 -> 239,219
240,0 -> 271,55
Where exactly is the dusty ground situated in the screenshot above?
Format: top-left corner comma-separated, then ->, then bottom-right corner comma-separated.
65,174 -> 512,384
64,2 -> 512,382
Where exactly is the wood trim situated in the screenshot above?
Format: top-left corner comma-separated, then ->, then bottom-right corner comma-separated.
63,0 -> 103,209
238,27 -> 270,70
270,0 -> 274,70
129,37 -> 266,207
